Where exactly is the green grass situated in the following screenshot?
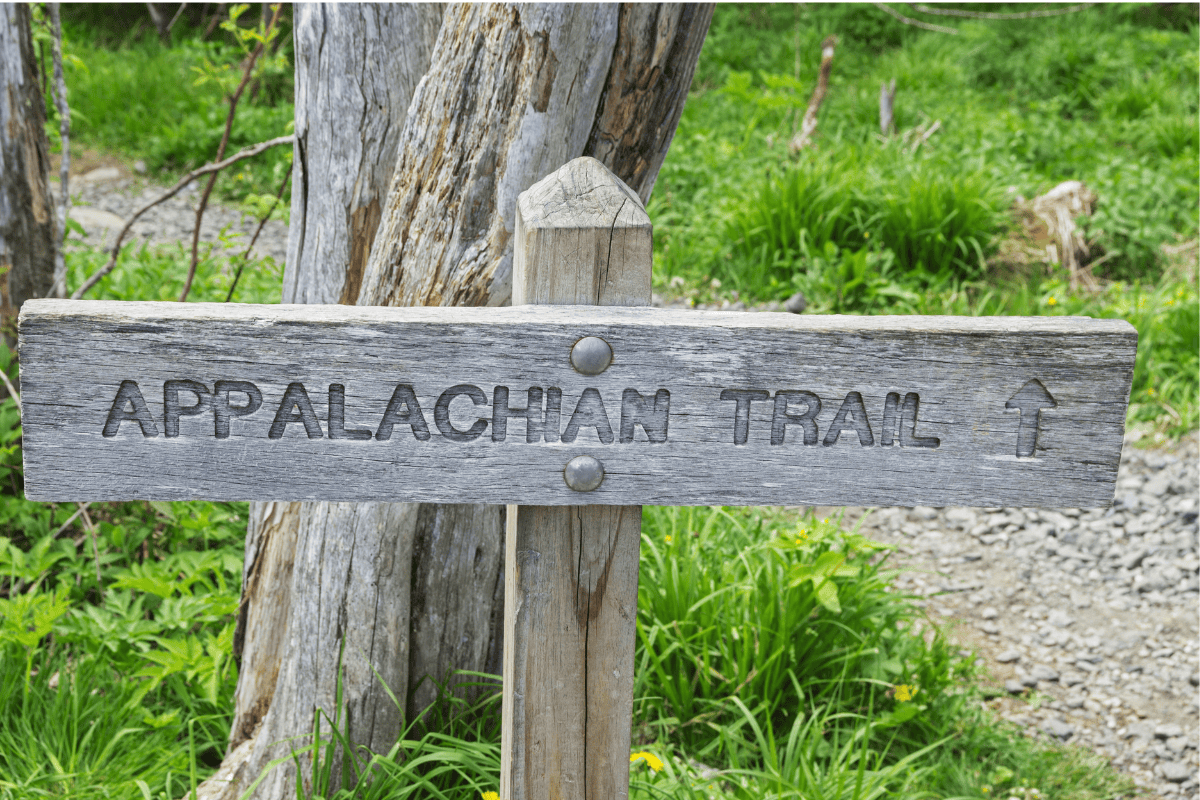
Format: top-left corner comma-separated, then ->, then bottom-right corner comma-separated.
49,9 -> 294,205
652,3 -> 1198,438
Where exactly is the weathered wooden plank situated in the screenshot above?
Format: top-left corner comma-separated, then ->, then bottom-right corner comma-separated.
501,156 -> 645,800
19,300 -> 1136,508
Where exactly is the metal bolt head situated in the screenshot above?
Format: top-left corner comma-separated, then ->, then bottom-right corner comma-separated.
570,336 -> 612,376
563,455 -> 605,492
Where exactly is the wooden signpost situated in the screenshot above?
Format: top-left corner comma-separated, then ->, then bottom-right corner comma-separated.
19,158 -> 1137,799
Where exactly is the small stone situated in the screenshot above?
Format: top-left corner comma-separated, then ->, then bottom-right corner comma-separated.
1047,609 -> 1074,627
1060,672 -> 1085,687
784,291 -> 807,314
996,649 -> 1021,663
1145,472 -> 1173,497
980,606 -> 999,620
1065,695 -> 1085,709
1041,718 -> 1076,739
1166,737 -> 1187,753
1155,723 -> 1184,739
1004,679 -> 1026,694
1160,762 -> 1193,783
1020,673 -> 1039,687
1030,664 -> 1060,682
979,621 -> 1001,634
133,159 -> 147,174
81,166 -> 121,183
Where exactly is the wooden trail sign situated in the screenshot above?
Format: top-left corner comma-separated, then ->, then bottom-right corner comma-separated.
18,158 -> 1137,800
21,304 -> 1135,508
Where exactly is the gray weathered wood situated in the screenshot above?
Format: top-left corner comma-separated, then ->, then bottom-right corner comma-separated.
502,157 -> 647,800
0,3 -> 55,331
19,299 -> 1136,508
356,4 -> 619,309
283,3 -> 441,306
197,7 -> 446,798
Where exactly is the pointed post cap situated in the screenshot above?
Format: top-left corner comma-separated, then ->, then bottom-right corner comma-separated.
517,157 -> 650,233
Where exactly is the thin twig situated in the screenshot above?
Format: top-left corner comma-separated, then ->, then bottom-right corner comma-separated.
48,4 -> 70,298
790,35 -> 837,152
80,505 -> 103,599
181,3 -> 282,303
225,161 -> 292,302
53,503 -> 89,538
909,3 -> 1095,20
873,3 -> 959,34
0,369 -> 19,412
908,118 -> 941,153
166,2 -> 188,35
69,134 -> 294,300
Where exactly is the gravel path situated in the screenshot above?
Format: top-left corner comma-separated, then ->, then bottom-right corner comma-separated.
67,169 -> 1200,798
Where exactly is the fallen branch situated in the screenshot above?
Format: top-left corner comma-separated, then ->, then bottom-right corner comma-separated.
909,3 -> 1095,20
225,161 -> 292,303
69,134 -> 295,300
879,78 -> 896,136
908,118 -> 940,153
790,35 -> 837,153
48,3 -> 70,299
873,3 -> 959,34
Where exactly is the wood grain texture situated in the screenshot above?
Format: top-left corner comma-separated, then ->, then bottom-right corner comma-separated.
283,3 -> 441,306
180,8 -> 448,798
356,4 -> 619,309
502,157 -> 647,800
0,3 -> 55,331
20,300 -> 1136,508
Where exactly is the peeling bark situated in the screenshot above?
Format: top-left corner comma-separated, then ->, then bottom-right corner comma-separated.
0,3 -> 55,339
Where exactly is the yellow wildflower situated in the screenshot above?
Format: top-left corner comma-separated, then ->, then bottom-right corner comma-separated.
630,751 -> 664,772
863,231 -> 871,238
894,684 -> 918,702
481,793 -> 501,800
1147,387 -> 1157,396
664,535 -> 673,544
1046,296 -> 1057,306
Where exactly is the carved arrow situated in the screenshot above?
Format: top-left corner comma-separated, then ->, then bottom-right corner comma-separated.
1005,379 -> 1057,458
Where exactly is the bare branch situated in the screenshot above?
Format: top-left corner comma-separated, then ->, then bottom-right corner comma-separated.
790,35 -> 838,152
167,2 -> 188,34
0,368 -> 19,412
69,134 -> 294,300
873,3 -> 959,34
225,161 -> 292,302
181,2 -> 283,302
909,3 -> 1096,20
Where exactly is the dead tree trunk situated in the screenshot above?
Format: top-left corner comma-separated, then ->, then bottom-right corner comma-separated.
207,5 -> 711,798
0,3 -> 55,339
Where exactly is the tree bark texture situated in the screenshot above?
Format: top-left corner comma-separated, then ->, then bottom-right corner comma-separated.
583,3 -> 714,206
0,3 -> 55,337
206,5 -> 444,798
209,5 -> 712,798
